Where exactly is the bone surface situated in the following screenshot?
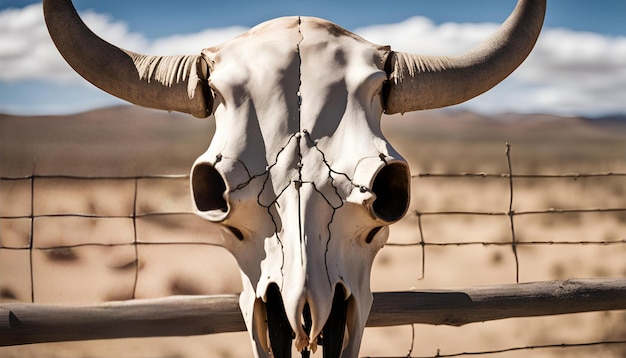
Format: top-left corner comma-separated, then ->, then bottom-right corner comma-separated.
192,17 -> 409,356
43,1 -> 545,356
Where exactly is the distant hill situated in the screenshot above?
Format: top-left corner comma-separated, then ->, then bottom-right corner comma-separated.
382,110 -> 626,142
585,113 -> 626,128
2,106 -> 625,176
0,106 -> 214,176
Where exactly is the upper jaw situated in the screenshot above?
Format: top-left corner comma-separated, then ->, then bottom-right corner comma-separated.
244,282 -> 367,357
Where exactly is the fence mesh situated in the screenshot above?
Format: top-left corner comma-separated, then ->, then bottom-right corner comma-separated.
1,143 -> 625,357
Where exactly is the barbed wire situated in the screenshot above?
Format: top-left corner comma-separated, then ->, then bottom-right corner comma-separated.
1,143 -> 625,356
0,174 -> 196,302
415,172 -> 626,179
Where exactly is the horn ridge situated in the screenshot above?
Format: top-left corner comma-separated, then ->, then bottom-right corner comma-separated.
43,0 -> 212,118
129,53 -> 211,104
384,0 -> 546,114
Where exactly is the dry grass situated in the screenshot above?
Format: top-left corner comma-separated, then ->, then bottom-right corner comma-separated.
1,107 -> 625,357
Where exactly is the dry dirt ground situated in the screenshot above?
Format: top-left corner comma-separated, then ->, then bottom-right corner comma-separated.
1,107 -> 625,357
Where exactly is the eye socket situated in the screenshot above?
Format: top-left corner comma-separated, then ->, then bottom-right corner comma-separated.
371,162 -> 410,222
191,163 -> 228,214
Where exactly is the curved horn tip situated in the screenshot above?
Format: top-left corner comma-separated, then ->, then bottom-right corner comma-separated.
43,0 -> 213,118
384,0 -> 546,115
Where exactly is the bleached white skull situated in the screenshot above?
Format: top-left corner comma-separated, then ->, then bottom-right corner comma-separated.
44,1 -> 545,356
188,17 -> 412,357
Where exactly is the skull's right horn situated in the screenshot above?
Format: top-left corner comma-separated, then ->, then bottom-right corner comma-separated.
43,0 -> 212,118
383,0 -> 546,114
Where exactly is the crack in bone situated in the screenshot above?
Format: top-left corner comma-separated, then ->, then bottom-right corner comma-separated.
295,16 -> 306,277
295,132 -> 305,267
303,132 -> 354,185
216,154 -> 261,192
296,16 -> 303,133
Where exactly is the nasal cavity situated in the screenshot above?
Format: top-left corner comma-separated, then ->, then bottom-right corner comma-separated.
191,163 -> 228,213
371,162 -> 410,222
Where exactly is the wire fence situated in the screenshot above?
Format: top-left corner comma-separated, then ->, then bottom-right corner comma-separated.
0,173 -> 222,304
384,339 -> 626,358
1,143 -> 626,356
391,144 -> 626,284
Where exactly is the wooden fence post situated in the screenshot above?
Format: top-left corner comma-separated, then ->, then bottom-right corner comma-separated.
2,278 -> 626,346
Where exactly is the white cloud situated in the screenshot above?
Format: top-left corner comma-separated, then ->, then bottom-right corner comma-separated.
1,5 -> 626,116
0,4 -> 245,83
355,17 -> 496,55
0,4 -> 146,83
148,27 -> 248,55
514,29 -> 626,115
0,4 -> 68,82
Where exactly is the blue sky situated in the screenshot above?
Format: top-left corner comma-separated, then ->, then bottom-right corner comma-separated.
1,0 -> 626,116
3,0 -> 625,37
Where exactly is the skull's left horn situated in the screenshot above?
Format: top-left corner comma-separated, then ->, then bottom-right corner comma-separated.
383,0 -> 545,114
43,0 -> 212,118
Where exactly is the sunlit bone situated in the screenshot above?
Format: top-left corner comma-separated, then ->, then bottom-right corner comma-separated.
44,1 -> 545,356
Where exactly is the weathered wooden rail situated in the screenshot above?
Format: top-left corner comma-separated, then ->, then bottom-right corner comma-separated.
2,278 -> 625,346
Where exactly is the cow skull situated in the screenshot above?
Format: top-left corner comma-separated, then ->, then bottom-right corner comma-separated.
44,1 -> 545,356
